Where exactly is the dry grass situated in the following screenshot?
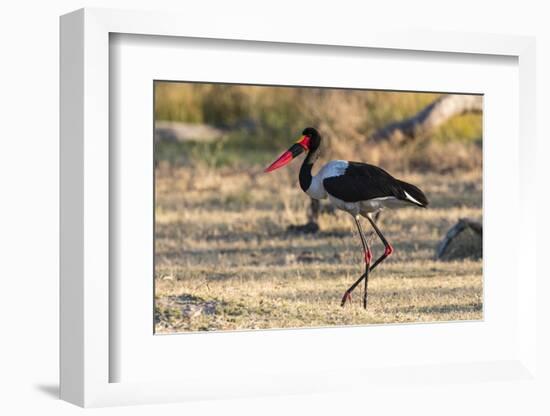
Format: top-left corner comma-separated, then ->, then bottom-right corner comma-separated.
154,162 -> 482,333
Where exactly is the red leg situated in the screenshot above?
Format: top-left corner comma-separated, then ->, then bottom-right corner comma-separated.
341,214 -> 393,308
341,245 -> 372,307
341,290 -> 353,306
366,216 -> 393,271
341,216 -> 371,308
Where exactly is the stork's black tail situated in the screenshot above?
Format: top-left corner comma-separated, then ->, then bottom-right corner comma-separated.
397,180 -> 429,207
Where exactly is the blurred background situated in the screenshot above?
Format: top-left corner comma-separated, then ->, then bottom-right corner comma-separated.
154,82 -> 482,172
154,82 -> 483,333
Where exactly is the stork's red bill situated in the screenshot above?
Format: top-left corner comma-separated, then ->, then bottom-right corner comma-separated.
264,135 -> 311,173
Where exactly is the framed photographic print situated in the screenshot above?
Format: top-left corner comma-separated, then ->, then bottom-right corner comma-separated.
60,8 -> 539,408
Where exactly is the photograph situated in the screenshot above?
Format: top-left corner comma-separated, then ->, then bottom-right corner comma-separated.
153,81 -> 483,333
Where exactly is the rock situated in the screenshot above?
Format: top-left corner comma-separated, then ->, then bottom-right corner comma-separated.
155,121 -> 226,143
181,304 -> 203,319
436,218 -> 482,260
157,293 -> 219,320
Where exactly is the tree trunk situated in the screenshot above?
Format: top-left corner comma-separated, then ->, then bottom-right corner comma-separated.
371,94 -> 482,144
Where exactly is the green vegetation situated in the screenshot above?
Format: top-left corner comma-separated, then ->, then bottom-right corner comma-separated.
432,113 -> 483,143
155,136 -> 278,168
154,82 -> 482,170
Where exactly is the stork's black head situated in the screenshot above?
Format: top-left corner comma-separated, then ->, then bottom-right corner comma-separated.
264,127 -> 322,173
302,127 -> 321,152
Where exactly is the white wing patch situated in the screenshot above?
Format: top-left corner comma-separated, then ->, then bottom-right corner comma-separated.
404,190 -> 422,205
306,160 -> 349,200
318,160 -> 349,179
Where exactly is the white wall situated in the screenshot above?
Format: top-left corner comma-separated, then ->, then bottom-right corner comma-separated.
1,1 -> 548,415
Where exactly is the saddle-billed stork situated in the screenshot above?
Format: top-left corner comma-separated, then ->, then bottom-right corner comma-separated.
265,127 -> 428,309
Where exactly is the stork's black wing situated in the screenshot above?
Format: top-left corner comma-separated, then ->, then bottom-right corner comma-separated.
322,162 -> 428,206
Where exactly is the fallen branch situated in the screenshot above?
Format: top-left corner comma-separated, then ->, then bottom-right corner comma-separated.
371,95 -> 482,144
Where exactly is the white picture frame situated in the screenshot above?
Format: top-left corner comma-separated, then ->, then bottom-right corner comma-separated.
60,8 -> 538,408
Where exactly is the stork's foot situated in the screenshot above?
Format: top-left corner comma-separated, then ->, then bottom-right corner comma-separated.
341,291 -> 353,307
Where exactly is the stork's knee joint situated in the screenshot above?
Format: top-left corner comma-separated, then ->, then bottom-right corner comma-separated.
365,249 -> 372,264
384,245 -> 394,257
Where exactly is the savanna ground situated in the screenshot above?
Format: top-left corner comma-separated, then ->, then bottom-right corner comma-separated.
155,163 -> 482,333
153,84 -> 482,333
